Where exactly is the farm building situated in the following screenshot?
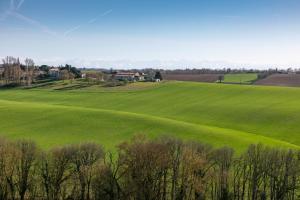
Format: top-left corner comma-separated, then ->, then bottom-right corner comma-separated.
49,68 -> 60,78
114,72 -> 144,81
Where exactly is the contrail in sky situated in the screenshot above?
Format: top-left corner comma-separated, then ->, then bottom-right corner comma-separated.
1,0 -> 57,36
64,9 -> 113,37
10,11 -> 57,36
2,0 -> 111,37
16,0 -> 25,10
63,25 -> 82,36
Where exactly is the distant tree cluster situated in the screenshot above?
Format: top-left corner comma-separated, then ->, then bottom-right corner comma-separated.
0,56 -> 36,86
0,136 -> 299,200
59,64 -> 81,79
0,56 -> 83,86
37,64 -> 81,81
154,71 -> 163,80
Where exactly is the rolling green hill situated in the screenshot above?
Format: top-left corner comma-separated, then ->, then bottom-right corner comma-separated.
0,81 -> 299,152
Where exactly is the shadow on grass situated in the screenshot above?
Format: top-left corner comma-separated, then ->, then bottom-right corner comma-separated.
54,83 -> 92,91
0,83 -> 21,89
23,79 -> 58,89
0,79 -> 98,91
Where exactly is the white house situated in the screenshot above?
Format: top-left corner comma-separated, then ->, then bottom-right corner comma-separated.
49,68 -> 60,78
114,72 -> 144,81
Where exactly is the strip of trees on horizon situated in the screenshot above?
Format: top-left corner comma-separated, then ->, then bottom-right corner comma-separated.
162,68 -> 300,75
0,56 -> 36,86
0,135 -> 299,200
0,56 -> 81,87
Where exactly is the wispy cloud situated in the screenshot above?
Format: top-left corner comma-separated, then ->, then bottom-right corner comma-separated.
63,25 -> 82,36
1,1 -> 111,37
10,11 -> 57,36
64,9 -> 113,37
0,0 -> 57,36
100,9 -> 113,17
16,0 -> 25,10
0,0 -> 15,21
88,18 -> 97,24
10,0 -> 15,9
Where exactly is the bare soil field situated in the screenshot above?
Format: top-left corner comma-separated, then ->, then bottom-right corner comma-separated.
163,74 -> 221,82
255,74 -> 300,87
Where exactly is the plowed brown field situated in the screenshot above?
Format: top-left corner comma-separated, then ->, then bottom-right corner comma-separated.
163,74 -> 221,82
255,74 -> 300,87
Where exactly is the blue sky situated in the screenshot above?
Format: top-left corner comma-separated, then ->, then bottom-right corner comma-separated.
1,0 -> 300,68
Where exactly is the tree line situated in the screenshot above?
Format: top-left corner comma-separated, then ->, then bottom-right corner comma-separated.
0,136 -> 299,200
0,56 -> 82,87
162,68 -> 300,75
0,56 -> 36,86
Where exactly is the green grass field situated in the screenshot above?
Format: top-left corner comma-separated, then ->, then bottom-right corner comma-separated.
224,73 -> 258,84
0,81 -> 299,152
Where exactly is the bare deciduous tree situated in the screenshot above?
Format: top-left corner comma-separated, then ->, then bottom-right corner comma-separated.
24,58 -> 35,86
2,56 -> 22,85
39,146 -> 74,200
15,140 -> 37,200
0,136 -> 300,200
71,143 -> 104,200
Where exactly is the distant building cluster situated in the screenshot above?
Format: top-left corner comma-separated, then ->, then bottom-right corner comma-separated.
80,70 -> 162,83
3,55 -> 300,88
114,72 -> 145,82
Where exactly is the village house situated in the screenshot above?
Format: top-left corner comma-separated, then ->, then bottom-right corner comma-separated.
114,72 -> 144,82
36,70 -> 47,77
49,67 -> 60,79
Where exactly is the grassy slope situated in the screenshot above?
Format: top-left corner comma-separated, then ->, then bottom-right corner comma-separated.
0,81 -> 299,151
224,73 -> 258,84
